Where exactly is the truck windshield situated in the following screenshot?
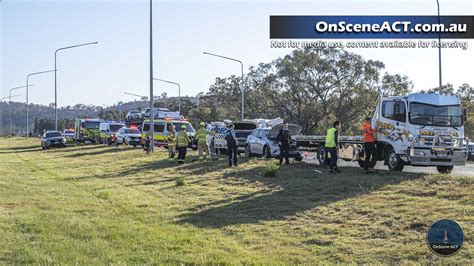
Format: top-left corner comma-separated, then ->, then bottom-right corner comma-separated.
409,103 -> 462,127
84,121 -> 101,129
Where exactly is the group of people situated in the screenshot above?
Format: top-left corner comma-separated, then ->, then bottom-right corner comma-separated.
145,117 -> 378,173
324,118 -> 378,174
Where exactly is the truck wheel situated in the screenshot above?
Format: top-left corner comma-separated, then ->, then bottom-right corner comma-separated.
387,149 -> 404,171
436,166 -> 453,174
317,146 -> 326,166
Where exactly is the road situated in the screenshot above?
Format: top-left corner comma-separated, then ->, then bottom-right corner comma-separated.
302,152 -> 474,177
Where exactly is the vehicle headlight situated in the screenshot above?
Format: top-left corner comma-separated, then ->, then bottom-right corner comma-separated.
407,133 -> 414,142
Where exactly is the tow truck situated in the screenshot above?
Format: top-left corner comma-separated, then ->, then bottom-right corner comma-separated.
294,93 -> 469,174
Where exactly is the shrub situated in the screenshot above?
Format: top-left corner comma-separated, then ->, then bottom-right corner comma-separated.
176,176 -> 185,186
263,162 -> 279,177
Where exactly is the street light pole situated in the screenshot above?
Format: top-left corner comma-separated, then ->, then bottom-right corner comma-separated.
149,0 -> 155,153
26,70 -> 56,139
153,78 -> 181,114
203,51 -> 244,120
1,95 -> 20,136
55,41 -> 98,131
9,85 -> 32,136
124,92 -> 148,99
436,0 -> 442,90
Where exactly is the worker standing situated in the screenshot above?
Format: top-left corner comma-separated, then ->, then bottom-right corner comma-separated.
176,124 -> 190,164
167,124 -> 176,162
277,122 -> 291,165
362,117 -> 377,174
195,122 -> 213,161
225,123 -> 238,167
325,121 -> 341,174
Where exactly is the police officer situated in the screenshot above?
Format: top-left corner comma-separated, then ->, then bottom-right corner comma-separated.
277,122 -> 291,165
176,125 -> 190,164
195,122 -> 213,161
325,121 -> 341,174
167,124 -> 176,162
225,123 -> 238,167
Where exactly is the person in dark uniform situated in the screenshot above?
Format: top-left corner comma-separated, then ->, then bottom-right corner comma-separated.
225,123 -> 238,167
277,122 -> 291,165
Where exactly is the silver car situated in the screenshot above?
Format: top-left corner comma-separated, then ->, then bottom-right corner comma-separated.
245,123 -> 303,161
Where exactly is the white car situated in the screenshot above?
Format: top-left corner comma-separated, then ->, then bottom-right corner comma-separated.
245,123 -> 303,161
115,127 -> 142,147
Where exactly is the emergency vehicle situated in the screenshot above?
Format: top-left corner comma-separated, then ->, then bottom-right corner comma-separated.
98,121 -> 125,145
294,93 -> 469,174
74,118 -> 102,142
140,111 -> 196,148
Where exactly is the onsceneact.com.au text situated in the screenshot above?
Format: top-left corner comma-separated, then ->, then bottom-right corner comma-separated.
315,21 -> 467,33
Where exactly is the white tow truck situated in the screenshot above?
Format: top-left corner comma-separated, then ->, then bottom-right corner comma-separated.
294,93 -> 469,174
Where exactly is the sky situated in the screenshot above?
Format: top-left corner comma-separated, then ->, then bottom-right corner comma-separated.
1,0 -> 473,108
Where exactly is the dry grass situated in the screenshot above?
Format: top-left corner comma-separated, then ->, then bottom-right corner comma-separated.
0,137 -> 472,264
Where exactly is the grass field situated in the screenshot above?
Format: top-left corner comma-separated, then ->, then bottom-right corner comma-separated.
0,138 -> 473,264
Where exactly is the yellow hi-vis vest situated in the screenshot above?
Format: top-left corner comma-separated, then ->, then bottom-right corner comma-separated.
176,131 -> 189,148
195,128 -> 212,145
167,131 -> 176,146
325,127 -> 337,148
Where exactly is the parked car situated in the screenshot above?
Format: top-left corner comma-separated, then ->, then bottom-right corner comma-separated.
62,129 -> 75,141
233,120 -> 260,153
115,127 -> 142,147
207,122 -> 228,153
98,122 -> 125,145
41,130 -> 67,149
245,123 -> 303,161
468,141 -> 474,161
126,110 -> 143,121
143,107 -> 170,119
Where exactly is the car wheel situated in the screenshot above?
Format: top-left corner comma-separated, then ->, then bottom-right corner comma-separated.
295,153 -> 303,162
436,166 -> 453,174
42,145 -> 45,150
387,148 -> 404,171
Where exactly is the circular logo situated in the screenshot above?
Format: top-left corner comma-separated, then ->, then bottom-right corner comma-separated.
426,219 -> 464,256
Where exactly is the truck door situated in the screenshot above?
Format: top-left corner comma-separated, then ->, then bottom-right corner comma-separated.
377,100 -> 409,154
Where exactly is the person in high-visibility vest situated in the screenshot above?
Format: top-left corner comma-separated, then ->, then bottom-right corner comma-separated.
362,117 -> 378,174
167,124 -> 176,162
176,125 -> 190,164
195,122 -> 214,161
325,121 -> 340,174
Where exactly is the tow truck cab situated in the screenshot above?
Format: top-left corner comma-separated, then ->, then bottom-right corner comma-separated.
373,93 -> 468,172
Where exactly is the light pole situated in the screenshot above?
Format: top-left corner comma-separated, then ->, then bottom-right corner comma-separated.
124,92 -> 148,100
1,95 -> 20,136
203,51 -> 244,120
149,0 -> 155,153
55,41 -> 98,131
9,85 -> 32,136
26,70 -> 56,139
153,78 -> 181,113
436,0 -> 442,90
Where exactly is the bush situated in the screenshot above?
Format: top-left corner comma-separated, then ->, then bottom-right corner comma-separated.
263,162 -> 279,177
176,176 -> 185,186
